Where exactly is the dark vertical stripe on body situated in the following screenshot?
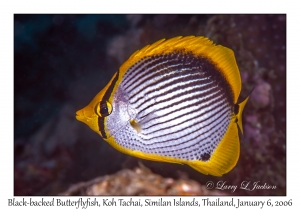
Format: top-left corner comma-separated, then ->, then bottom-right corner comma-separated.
141,93 -> 226,130
98,71 -> 120,138
137,81 -> 218,116
129,69 -> 207,104
124,58 -> 174,92
123,51 -> 234,107
142,104 -> 230,143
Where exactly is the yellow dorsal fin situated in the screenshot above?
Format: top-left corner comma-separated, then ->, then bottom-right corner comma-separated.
119,36 -> 241,103
237,96 -> 249,134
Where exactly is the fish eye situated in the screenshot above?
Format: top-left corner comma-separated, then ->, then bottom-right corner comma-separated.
96,101 -> 112,117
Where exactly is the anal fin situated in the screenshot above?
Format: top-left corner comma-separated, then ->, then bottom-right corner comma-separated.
188,119 -> 240,176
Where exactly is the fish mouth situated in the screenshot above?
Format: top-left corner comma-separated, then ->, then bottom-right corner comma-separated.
75,109 -> 86,122
75,107 -> 101,135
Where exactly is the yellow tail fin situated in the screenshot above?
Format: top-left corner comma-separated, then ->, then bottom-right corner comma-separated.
237,96 -> 249,134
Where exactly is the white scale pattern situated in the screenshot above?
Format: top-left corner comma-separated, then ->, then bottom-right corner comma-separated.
110,53 -> 233,161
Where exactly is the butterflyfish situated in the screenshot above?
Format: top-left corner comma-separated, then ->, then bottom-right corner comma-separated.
76,36 -> 249,176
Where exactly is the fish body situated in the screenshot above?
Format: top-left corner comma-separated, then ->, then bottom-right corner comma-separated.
76,36 -> 248,176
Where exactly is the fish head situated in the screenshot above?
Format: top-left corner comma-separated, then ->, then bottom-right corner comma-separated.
76,82 -> 136,140
75,88 -> 109,137
104,87 -> 137,138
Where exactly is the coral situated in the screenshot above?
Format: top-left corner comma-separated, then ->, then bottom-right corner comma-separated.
60,166 -> 226,196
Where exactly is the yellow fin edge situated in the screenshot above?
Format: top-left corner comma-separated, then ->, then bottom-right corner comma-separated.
106,118 -> 240,176
237,96 -> 249,134
188,119 -> 240,176
119,36 -> 241,103
106,136 -> 185,165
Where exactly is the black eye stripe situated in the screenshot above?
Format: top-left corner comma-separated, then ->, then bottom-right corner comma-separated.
100,107 -> 108,114
99,102 -> 109,116
103,71 -> 120,102
94,101 -> 110,117
98,71 -> 119,138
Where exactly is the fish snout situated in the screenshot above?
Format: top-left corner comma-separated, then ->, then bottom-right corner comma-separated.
75,109 -> 84,121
